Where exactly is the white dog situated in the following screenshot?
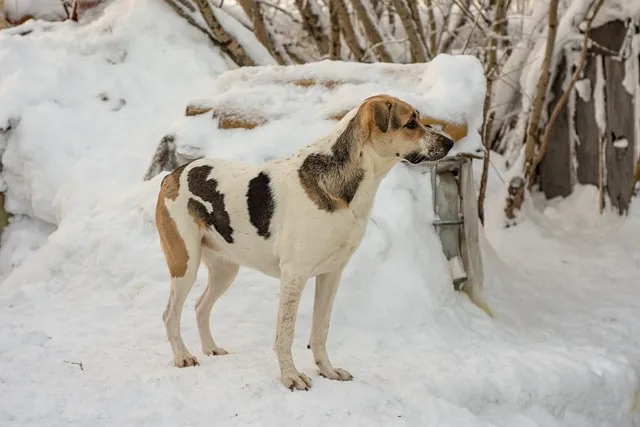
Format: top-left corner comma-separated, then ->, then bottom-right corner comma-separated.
154,94 -> 454,390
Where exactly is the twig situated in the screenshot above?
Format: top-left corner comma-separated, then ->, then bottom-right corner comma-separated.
63,360 -> 84,371
461,10 -> 482,54
522,0 -> 559,182
261,1 -> 302,23
361,37 -> 408,62
531,0 -> 605,175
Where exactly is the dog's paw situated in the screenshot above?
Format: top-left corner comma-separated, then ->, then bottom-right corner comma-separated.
203,345 -> 229,356
281,371 -> 312,391
174,355 -> 199,368
318,367 -> 353,381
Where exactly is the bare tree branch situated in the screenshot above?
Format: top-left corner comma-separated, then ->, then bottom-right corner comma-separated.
249,0 -> 287,64
351,0 -> 393,62
392,0 -> 428,62
333,0 -> 365,60
328,0 -> 341,59
522,0 -> 559,182
295,0 -> 330,55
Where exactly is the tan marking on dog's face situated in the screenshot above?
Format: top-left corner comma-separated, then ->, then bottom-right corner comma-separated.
155,170 -> 189,277
358,94 -> 454,164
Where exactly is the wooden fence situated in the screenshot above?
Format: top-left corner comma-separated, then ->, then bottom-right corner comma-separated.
538,20 -> 639,213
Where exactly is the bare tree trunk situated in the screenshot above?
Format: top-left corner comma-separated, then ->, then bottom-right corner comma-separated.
249,1 -> 287,64
424,0 -> 437,56
477,0 -> 508,224
392,0 -> 428,62
167,0 -> 257,66
236,0 -> 253,17
439,0 -> 470,54
351,0 -> 393,62
328,0 -> 342,59
522,0 -> 559,183
295,0 -> 330,56
333,0 -> 365,60
407,0 -> 428,54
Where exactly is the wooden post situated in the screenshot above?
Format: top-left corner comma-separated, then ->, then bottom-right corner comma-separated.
433,156 -> 492,317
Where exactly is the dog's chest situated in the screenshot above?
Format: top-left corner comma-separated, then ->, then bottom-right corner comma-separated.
302,212 -> 369,274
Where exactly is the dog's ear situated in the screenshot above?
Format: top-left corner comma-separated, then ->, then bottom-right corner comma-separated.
370,99 -> 393,133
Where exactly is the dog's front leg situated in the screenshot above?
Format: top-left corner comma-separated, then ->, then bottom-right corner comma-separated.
274,272 -> 312,391
309,267 -> 353,381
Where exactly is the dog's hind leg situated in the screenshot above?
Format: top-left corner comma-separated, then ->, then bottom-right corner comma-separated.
195,248 -> 239,357
309,266 -> 353,381
157,200 -> 203,368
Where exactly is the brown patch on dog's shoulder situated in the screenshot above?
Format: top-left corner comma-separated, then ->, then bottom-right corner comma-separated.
298,118 -> 364,212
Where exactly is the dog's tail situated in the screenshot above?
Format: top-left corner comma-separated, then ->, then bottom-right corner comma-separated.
144,135 -> 179,181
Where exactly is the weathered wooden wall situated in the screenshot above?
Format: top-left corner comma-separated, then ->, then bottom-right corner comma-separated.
538,20 -> 639,214
539,56 -> 572,199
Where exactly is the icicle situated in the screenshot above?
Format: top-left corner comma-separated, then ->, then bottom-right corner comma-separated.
594,55 -> 607,136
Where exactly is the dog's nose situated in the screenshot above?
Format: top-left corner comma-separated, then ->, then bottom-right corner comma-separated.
443,136 -> 454,151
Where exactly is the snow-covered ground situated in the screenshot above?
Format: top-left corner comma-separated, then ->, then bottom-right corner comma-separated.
1,1 -> 639,426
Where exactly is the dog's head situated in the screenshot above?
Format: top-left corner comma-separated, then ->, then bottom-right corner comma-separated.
358,94 -> 454,164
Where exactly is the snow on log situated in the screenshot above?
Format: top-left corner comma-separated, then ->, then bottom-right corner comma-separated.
168,56 -> 485,158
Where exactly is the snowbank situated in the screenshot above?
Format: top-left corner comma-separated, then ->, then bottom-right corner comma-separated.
1,1 -> 640,426
168,54 -> 486,164
2,0 -> 66,24
0,0 -> 228,224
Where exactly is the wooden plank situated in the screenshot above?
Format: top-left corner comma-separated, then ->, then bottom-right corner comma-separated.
574,54 -> 600,186
604,55 -> 635,214
539,55 -> 572,199
589,20 -> 627,56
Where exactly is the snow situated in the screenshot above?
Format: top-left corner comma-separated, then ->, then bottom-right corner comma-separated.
594,55 -> 607,135
169,53 -> 486,161
210,4 -> 277,66
613,138 -> 629,149
1,1 -> 640,426
2,0 -> 66,23
574,78 -> 592,102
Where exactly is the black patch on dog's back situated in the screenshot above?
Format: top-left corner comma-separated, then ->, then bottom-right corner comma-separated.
246,171 -> 275,239
187,165 -> 234,243
298,118 -> 364,212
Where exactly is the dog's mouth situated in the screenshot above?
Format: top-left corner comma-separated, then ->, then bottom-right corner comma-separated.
402,150 -> 447,165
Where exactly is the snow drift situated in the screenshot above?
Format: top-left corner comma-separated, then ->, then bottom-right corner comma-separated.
0,1 -> 639,426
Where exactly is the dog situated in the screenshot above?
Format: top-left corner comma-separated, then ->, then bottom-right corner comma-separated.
154,94 -> 454,391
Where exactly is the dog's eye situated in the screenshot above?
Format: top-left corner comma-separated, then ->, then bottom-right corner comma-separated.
405,120 -> 418,130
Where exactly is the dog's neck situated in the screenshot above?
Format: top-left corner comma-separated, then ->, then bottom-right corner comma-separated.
297,110 -> 400,214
